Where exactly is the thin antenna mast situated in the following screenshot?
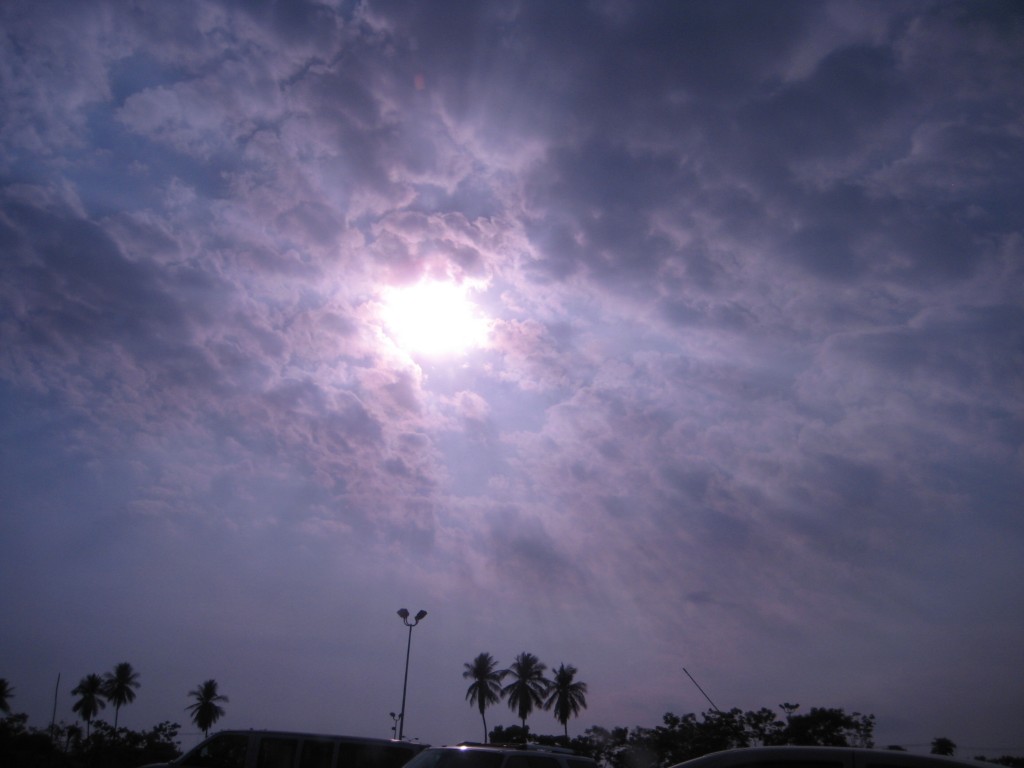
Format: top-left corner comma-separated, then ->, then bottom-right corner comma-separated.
683,667 -> 722,713
50,673 -> 60,738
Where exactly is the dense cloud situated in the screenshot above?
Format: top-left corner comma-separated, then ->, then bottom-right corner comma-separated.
2,0 -> 1022,753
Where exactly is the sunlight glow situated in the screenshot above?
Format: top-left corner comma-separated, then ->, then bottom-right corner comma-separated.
380,280 -> 490,357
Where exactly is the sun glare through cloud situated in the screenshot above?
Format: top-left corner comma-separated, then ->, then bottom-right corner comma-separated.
380,280 -> 490,357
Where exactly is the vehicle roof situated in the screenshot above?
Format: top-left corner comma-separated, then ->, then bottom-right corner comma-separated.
432,744 -> 591,758
671,747 -> 985,768
206,729 -> 424,747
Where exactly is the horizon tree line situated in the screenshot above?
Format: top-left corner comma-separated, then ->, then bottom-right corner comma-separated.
463,651 -> 588,742
0,663 -> 228,738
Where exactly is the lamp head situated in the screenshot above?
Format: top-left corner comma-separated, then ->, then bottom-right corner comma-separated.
414,609 -> 428,621
397,608 -> 410,619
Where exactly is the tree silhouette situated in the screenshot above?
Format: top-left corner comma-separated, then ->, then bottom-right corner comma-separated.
0,678 -> 13,714
102,662 -> 140,728
543,663 -> 588,738
71,674 -> 107,737
187,679 -> 229,737
502,652 -> 549,729
463,652 -> 506,743
931,738 -> 956,756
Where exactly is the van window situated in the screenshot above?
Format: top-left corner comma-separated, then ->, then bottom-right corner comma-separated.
180,733 -> 249,768
258,737 -> 299,768
300,740 -> 336,768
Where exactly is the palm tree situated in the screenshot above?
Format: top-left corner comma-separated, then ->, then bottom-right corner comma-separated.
71,674 -> 106,737
0,678 -> 13,714
463,653 -> 506,743
102,662 -> 140,728
501,652 -> 549,730
543,663 -> 588,738
187,679 -> 229,737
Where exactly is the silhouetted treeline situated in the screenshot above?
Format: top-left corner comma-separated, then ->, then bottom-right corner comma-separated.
490,705 -> 1021,768
4,702 -> 1023,768
0,714 -> 180,768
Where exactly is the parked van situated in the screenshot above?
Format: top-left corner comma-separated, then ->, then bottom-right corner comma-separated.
146,729 -> 427,768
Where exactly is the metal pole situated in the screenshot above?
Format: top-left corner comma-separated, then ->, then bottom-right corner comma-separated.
395,609 -> 426,740
683,667 -> 721,713
50,673 -> 60,739
398,622 -> 413,740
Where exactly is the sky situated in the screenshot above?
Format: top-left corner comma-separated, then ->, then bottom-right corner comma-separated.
1,0 -> 1022,758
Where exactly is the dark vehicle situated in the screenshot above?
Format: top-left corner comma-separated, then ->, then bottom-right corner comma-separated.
142,729 -> 427,768
403,743 -> 597,768
668,747 -> 985,768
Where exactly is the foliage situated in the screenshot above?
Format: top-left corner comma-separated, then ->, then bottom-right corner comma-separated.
931,738 -> 956,756
502,653 -> 551,728
70,674 -> 106,736
464,653 -> 506,743
0,679 -> 13,714
490,724 -> 532,745
76,719 -> 181,768
544,664 -> 589,738
781,706 -> 875,748
511,704 -> 879,768
186,679 -> 229,737
0,713 -> 180,768
102,663 -> 141,729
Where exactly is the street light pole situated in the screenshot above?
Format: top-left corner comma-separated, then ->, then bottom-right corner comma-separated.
396,608 -> 427,741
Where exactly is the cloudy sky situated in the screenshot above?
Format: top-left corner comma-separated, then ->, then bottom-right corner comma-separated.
2,0 -> 1022,756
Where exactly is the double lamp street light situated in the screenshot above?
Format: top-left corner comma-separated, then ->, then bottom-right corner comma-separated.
395,608 -> 427,741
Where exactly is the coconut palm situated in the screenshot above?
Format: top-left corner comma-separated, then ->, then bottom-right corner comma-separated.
0,678 -> 13,714
501,652 -> 549,730
543,663 -> 588,738
71,674 -> 106,736
102,662 -> 140,728
187,679 -> 229,737
463,653 -> 505,743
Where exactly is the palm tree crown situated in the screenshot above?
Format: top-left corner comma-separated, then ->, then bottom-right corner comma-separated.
463,652 -> 506,743
103,662 -> 140,728
187,679 -> 229,737
501,652 -> 550,729
71,673 -> 107,736
543,663 -> 588,737
0,678 -> 13,714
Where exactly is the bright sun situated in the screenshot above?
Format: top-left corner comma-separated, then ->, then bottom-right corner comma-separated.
379,280 -> 490,357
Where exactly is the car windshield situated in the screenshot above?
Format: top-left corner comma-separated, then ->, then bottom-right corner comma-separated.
404,750 -> 505,768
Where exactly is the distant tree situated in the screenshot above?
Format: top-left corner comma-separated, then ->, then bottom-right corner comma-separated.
782,707 -> 874,747
543,664 -> 588,738
931,738 -> 957,756
502,653 -> 550,729
779,703 -> 800,721
489,724 -> 531,745
71,674 -> 107,737
0,678 -> 13,714
463,653 -> 505,743
102,662 -> 140,728
186,680 -> 228,737
743,707 -> 784,745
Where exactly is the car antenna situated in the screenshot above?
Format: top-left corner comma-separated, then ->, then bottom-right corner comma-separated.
683,667 -> 722,713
